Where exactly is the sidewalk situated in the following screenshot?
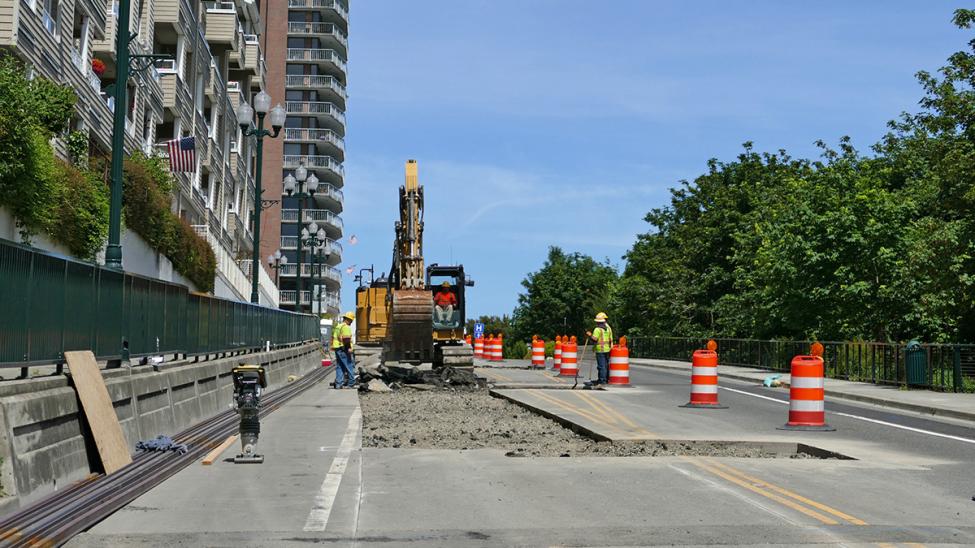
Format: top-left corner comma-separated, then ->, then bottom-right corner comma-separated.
631,358 -> 975,423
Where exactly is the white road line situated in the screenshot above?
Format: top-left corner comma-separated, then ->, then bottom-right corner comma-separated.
304,406 -> 362,532
830,412 -> 975,445
719,386 -> 975,445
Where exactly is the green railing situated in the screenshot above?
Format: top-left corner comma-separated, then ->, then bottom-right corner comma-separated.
0,237 -> 320,370
628,336 -> 975,393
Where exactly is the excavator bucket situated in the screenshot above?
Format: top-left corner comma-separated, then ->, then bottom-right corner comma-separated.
384,289 -> 434,363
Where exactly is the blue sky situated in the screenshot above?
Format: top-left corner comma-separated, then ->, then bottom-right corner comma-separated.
338,1 -> 967,318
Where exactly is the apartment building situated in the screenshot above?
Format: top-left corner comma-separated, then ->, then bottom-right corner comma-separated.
0,0 -> 279,305
260,0 -> 346,316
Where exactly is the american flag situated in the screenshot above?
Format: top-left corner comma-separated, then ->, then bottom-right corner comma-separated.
166,136 -> 196,172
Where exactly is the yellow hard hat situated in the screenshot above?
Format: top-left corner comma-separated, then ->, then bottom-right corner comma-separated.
343,311 -> 355,322
594,312 -> 608,322
441,281 -> 451,287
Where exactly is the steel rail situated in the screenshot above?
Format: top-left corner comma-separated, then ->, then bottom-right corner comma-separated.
0,366 -> 333,547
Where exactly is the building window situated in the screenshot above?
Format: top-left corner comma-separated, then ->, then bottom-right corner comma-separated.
40,0 -> 60,38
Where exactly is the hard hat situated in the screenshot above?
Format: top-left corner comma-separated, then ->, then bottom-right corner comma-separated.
594,312 -> 608,322
441,281 -> 451,287
343,311 -> 355,322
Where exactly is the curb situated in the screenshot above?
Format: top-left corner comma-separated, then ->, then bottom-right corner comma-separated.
489,389 -> 613,442
630,361 -> 975,424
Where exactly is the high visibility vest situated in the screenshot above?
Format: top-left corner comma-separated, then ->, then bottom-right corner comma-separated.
593,326 -> 613,353
331,322 -> 351,349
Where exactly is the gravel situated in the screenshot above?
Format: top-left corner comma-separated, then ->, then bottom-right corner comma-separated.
360,390 -> 824,458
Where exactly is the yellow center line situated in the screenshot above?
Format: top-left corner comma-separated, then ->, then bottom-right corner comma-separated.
571,391 -> 620,425
529,390 -> 627,435
707,460 -> 868,526
685,459 -> 840,525
575,391 -> 657,438
874,543 -> 897,548
903,543 -> 927,547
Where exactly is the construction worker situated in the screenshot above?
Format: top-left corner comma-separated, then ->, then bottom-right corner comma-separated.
434,281 -> 457,325
331,312 -> 356,388
586,312 -> 613,385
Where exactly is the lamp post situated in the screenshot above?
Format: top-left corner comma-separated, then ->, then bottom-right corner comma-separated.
238,91 -> 286,304
283,167 -> 319,311
297,222 -> 326,313
267,249 -> 287,287
104,0 -> 172,269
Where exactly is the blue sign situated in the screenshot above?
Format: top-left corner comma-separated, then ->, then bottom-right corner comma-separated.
473,322 -> 485,339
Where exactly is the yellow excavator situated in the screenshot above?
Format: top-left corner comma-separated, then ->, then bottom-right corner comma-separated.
355,160 -> 474,367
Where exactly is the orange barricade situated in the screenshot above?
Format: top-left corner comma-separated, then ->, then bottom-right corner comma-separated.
494,334 -> 504,361
473,337 -> 484,359
680,347 -> 727,408
484,335 -> 494,361
553,336 -> 562,373
559,336 -> 578,377
608,337 -> 630,385
779,355 -> 834,431
531,336 -> 545,368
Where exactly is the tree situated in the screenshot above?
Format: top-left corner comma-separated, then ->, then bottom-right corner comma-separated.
510,247 -> 618,342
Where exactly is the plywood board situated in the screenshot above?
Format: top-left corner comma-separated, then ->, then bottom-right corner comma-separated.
202,435 -> 239,465
64,351 -> 133,474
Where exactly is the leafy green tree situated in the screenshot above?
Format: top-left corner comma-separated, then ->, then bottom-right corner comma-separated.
510,247 -> 618,342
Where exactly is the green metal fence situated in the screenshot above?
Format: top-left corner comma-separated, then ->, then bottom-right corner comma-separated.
628,336 -> 975,393
0,237 -> 320,369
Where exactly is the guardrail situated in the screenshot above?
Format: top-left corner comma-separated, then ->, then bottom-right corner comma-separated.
0,238 -> 318,374
627,336 -> 975,393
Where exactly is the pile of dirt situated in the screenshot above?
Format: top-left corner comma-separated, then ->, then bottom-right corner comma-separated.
356,353 -> 486,391
359,391 -> 820,458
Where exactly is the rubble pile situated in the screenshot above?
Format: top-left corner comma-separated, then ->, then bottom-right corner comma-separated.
355,352 -> 486,392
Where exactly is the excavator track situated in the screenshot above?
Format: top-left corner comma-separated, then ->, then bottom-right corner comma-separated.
385,289 -> 434,363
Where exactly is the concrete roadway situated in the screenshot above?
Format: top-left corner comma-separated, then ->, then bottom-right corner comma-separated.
70,362 -> 975,547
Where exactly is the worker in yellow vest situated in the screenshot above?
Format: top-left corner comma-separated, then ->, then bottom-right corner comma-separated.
331,312 -> 355,388
586,312 -> 613,385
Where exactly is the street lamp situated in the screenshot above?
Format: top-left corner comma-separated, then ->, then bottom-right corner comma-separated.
239,91 -> 286,304
296,221 -> 327,313
267,249 -> 288,287
283,166 -> 319,311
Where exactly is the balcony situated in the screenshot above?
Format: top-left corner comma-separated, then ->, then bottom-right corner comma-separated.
282,155 -> 343,185
227,80 -> 243,110
283,128 -> 344,158
204,2 -> 239,45
280,208 -> 343,238
205,62 -> 226,98
287,0 -> 349,25
285,101 -> 345,133
278,263 -> 342,286
237,34 -> 259,75
284,75 -> 345,104
287,22 -> 348,52
285,48 -> 346,74
279,236 -> 343,263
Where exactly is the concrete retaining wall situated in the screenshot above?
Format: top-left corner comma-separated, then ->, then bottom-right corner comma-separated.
0,342 -> 323,511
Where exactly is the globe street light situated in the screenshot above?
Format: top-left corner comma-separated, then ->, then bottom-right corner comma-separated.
283,166 -> 319,312
267,249 -> 288,287
239,91 -> 286,304
299,223 -> 330,315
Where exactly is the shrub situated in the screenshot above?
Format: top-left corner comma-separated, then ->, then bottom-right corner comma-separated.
50,160 -> 109,260
505,340 -> 530,360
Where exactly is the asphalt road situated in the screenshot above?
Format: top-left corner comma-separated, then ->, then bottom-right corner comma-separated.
68,364 -> 975,547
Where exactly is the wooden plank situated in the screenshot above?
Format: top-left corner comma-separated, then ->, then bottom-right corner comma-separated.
201,435 -> 239,466
64,351 -> 133,474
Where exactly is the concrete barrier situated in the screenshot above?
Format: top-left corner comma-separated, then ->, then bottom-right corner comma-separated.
0,342 -> 323,512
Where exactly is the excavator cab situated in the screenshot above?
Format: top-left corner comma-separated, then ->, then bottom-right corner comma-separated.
428,264 -> 472,334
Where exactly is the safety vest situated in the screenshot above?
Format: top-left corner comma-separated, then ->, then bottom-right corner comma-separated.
331,322 -> 351,349
593,325 -> 613,353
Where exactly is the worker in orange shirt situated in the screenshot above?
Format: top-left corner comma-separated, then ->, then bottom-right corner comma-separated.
434,281 -> 457,325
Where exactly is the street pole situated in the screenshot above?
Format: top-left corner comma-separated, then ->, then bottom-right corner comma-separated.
296,192 -> 304,312
105,0 -> 131,270
250,112 -> 265,304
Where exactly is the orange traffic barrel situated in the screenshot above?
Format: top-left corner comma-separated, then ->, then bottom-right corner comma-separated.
559,336 -> 578,377
608,337 -> 630,385
779,355 -> 834,431
483,335 -> 494,361
491,334 -> 504,362
553,336 -> 563,373
474,337 -> 484,358
465,335 -> 472,345
680,348 -> 727,409
531,336 -> 545,368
